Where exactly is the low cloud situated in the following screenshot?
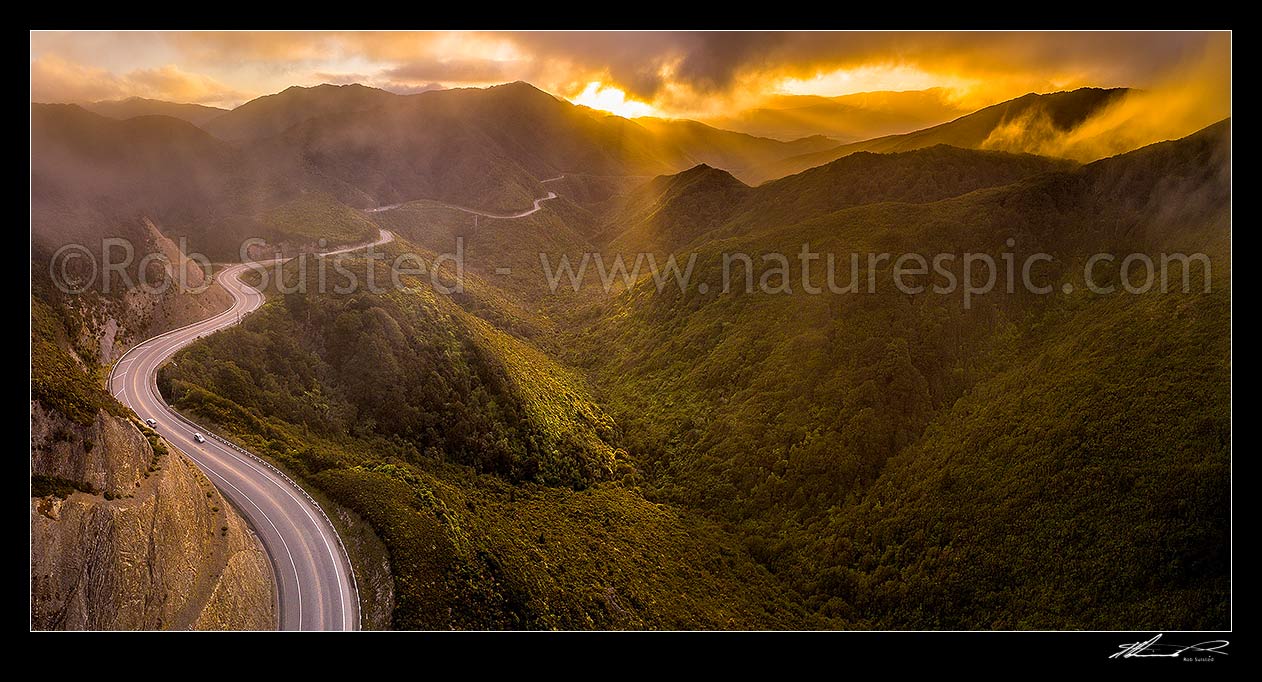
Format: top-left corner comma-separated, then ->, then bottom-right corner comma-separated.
979,38 -> 1231,162
384,58 -> 522,84
502,31 -> 1224,108
380,82 -> 447,95
31,55 -> 247,107
313,72 -> 373,85
127,65 -> 247,105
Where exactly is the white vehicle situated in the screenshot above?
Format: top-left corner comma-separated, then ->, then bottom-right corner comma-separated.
145,418 -> 156,427
193,433 -> 206,444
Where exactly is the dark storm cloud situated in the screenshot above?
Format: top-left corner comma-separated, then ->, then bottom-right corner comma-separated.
31,30 -> 1228,113
506,31 -> 1221,99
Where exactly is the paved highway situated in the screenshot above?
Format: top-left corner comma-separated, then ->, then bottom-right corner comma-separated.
108,229 -> 393,631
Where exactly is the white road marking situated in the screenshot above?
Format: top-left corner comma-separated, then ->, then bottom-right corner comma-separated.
193,424 -> 350,629
177,435 -> 305,631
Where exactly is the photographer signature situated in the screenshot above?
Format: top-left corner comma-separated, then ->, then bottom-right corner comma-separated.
1110,634 -> 1229,659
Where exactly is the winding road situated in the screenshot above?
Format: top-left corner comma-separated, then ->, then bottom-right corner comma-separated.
108,229 -> 394,631
108,177 -> 560,631
365,175 -> 563,217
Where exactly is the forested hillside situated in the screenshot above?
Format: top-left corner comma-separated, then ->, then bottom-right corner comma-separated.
154,119 -> 1230,629
158,241 -> 812,628
565,120 -> 1230,628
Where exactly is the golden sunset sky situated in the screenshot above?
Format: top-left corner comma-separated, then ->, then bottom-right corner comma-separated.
30,31 -> 1229,122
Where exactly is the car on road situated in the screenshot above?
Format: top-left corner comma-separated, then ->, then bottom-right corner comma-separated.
145,418 -> 156,427
193,432 -> 206,443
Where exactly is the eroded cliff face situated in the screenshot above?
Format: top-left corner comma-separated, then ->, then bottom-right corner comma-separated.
31,404 -> 276,630
31,401 -> 150,498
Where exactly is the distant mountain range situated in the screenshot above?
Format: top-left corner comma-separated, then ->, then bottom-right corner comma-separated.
32,82 -> 868,257
35,82 -> 1139,260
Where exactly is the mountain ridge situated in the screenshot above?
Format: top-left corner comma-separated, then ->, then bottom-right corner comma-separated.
749,87 -> 1129,183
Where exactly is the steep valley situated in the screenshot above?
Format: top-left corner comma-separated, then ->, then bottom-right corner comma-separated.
150,121 -> 1229,629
